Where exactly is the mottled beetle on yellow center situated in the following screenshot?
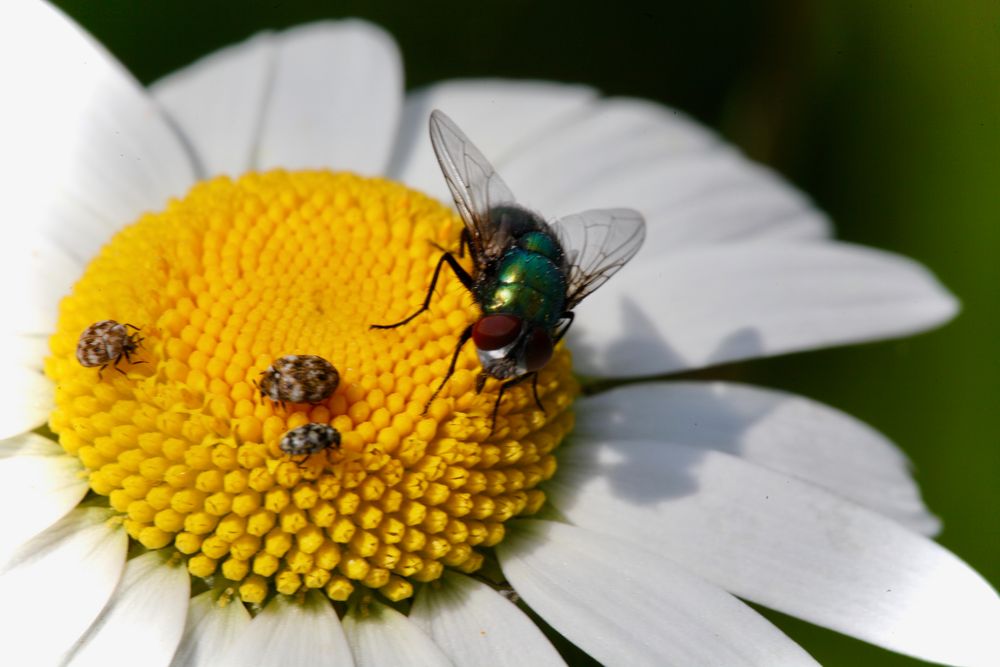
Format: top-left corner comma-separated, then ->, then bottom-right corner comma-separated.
256,354 -> 340,408
76,320 -> 144,376
280,423 -> 341,466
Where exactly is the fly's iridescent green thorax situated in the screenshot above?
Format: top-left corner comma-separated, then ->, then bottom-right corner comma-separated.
476,209 -> 568,328
481,246 -> 567,327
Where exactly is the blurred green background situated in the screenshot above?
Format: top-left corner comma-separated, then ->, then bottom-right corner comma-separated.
53,1 -> 999,664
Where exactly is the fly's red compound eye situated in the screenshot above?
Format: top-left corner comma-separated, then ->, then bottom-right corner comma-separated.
472,314 -> 522,351
523,327 -> 554,372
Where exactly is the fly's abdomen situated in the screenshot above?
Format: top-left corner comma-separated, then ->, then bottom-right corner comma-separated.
483,249 -> 565,326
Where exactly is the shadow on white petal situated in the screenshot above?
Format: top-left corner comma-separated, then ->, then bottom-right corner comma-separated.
498,520 -> 818,666
0,508 -> 126,665
65,552 -> 189,667
221,592 -> 353,667
549,440 -> 1000,666
343,599 -> 450,667
576,381 -> 940,535
170,590 -> 251,667
410,571 -> 565,667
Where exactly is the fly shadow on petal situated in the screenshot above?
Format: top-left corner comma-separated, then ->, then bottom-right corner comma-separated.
560,295 -> 773,506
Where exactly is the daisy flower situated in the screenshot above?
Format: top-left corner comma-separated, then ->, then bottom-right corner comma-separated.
2,1 -> 998,665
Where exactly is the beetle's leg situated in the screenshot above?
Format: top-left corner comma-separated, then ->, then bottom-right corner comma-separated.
121,346 -> 146,368
109,352 -> 131,375
370,252 -> 474,330
423,324 -> 474,412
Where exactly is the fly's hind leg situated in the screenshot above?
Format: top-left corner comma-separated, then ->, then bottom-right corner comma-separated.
370,252 -> 474,330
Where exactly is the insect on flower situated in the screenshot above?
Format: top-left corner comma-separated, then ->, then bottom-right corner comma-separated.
372,110 -> 646,429
75,320 -> 144,376
255,354 -> 340,408
279,423 -> 341,465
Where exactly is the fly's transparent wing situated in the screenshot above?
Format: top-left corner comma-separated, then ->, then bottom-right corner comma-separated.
429,110 -> 519,267
552,208 -> 646,309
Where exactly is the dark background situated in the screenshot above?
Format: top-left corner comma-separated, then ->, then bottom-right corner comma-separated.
53,1 -> 999,664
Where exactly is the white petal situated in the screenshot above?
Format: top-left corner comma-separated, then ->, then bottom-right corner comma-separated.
0,0 -> 196,333
410,571 -> 565,667
393,89 -> 828,252
0,333 -> 49,371
550,439 -> 1000,666
498,98 -> 830,250
391,79 -> 598,201
152,32 -> 273,178
497,520 -> 818,666
66,551 -> 189,667
256,21 -> 402,174
343,599 -> 451,667
0,508 -> 126,665
4,232 -> 83,336
0,433 -> 89,556
571,241 -> 958,377
221,592 -> 353,667
169,590 -> 251,667
576,381 -> 940,534
0,367 -> 52,440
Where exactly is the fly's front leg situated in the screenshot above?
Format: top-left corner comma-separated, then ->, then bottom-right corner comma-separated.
370,252 -> 474,330
553,311 -> 575,343
456,228 -> 471,259
424,324 -> 474,412
429,228 -> 471,259
490,371 -> 541,434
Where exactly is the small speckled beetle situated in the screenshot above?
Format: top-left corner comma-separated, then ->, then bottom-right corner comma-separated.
76,320 -> 143,376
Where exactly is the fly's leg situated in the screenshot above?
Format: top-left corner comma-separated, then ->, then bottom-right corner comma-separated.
553,311 -> 575,343
530,372 -> 544,412
423,324 -> 474,412
370,252 -> 474,330
490,371 -> 541,435
456,228 -> 471,258
429,228 -> 471,259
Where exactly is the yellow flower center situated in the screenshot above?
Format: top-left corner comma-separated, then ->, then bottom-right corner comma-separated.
44,171 -> 576,604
